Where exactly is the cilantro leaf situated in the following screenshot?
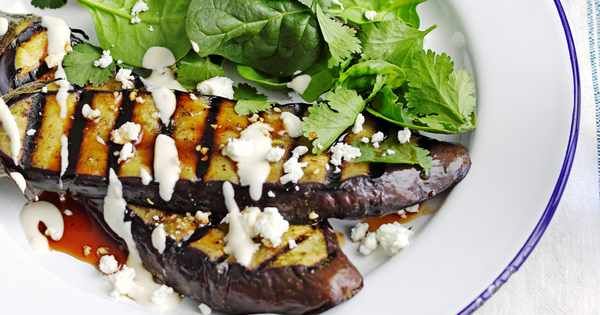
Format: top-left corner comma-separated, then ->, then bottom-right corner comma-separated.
315,4 -> 362,65
404,50 -> 476,133
303,87 -> 365,153
360,19 -> 433,69
31,0 -> 67,9
62,43 -> 115,87
176,53 -> 224,90
233,84 -> 272,116
353,138 -> 432,171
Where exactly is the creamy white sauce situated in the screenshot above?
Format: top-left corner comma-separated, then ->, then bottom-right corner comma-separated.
41,16 -> 71,119
280,112 -> 303,138
9,172 -> 26,193
153,134 -> 180,201
20,201 -> 64,252
103,169 -> 166,304
151,87 -> 176,125
280,145 -> 308,185
190,41 -> 200,53
222,182 -> 259,267
0,17 -> 8,36
0,97 -> 21,164
151,224 -> 167,254
197,77 -> 235,99
151,285 -> 180,310
60,134 -> 68,177
222,122 -> 274,201
140,167 -> 152,185
286,74 -> 311,94
352,113 -> 365,134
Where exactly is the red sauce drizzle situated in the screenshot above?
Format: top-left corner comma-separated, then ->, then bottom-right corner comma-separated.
38,192 -> 127,266
363,204 -> 435,232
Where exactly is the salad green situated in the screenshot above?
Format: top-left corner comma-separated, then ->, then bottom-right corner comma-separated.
37,0 -> 477,171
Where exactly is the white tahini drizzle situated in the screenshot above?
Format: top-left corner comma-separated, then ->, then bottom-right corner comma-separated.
9,172 -> 26,193
41,16 -> 71,119
20,201 -> 64,252
222,122 -> 274,201
0,97 -> 21,164
103,169 -> 174,306
153,134 -> 180,201
60,134 -> 68,177
151,224 -> 167,254
222,182 -> 259,267
141,47 -> 185,126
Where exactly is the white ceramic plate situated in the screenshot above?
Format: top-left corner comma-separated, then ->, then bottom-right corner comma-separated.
0,0 -> 580,314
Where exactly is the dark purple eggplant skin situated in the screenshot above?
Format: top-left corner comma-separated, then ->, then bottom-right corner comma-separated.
3,135 -> 470,224
130,214 -> 363,315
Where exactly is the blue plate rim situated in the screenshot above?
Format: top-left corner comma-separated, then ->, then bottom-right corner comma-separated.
458,0 -> 582,313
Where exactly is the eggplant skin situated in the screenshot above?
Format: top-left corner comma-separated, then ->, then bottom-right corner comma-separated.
130,208 -> 363,315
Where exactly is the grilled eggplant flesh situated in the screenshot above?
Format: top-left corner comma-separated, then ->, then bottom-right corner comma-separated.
0,91 -> 471,223
129,204 -> 363,315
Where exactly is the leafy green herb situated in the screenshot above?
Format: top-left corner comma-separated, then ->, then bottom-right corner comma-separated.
360,19 -> 433,69
78,0 -> 191,67
314,3 -> 362,65
303,87 -> 365,153
186,0 -> 323,77
338,60 -> 405,98
329,0 -> 424,26
31,0 -> 67,9
236,65 -> 288,90
353,138 -> 432,171
63,43 -> 115,86
234,84 -> 273,116
176,53 -> 224,90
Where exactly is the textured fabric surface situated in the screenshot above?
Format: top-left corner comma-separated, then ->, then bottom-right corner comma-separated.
479,0 -> 600,314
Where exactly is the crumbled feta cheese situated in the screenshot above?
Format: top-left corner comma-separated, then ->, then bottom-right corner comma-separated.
364,10 -> 377,21
280,146 -> 308,184
383,149 -> 396,157
266,146 -> 285,162
197,76 -> 234,99
358,232 -> 378,256
99,255 -> 119,275
130,0 -> 149,24
151,223 -> 167,254
371,131 -> 385,148
96,135 -> 106,145
254,207 -> 289,247
111,122 -> 141,144
26,129 -> 36,136
63,209 -> 73,216
286,74 -> 311,94
308,211 -> 319,220
140,167 -> 152,185
109,266 -> 137,298
195,211 -> 211,224
41,86 -> 48,93
115,68 -> 135,89
405,204 -> 419,213
147,25 -> 154,32
93,50 -> 113,68
350,222 -> 369,242
81,104 -> 101,121
267,190 -> 276,198
288,239 -> 298,249
361,137 -> 370,144
329,142 -> 361,166
280,112 -> 303,138
198,303 -> 212,315
352,113 -> 365,134
118,142 -> 135,162
397,128 -> 411,144
375,222 -> 412,256
151,285 -> 180,310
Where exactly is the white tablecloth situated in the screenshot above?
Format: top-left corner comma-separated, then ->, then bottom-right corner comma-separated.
479,0 -> 600,314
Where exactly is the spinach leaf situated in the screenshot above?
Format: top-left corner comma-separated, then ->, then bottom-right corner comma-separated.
303,87 -> 365,153
353,138 -> 432,171
176,53 -> 224,90
31,0 -> 67,9
78,0 -> 191,67
236,65 -> 288,90
360,19 -> 433,69
338,60 -> 405,99
330,0 -> 424,26
63,43 -> 115,86
186,0 -> 323,77
234,84 -> 273,116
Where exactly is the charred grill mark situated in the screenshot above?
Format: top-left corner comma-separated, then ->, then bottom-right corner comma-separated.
255,229 -> 312,271
0,23 -> 46,94
172,93 -> 211,181
118,92 -> 160,178
203,98 -> 248,183
108,92 -> 133,175
194,97 -> 219,180
20,93 -> 43,168
75,92 -> 123,177
30,93 -> 78,173
64,92 -> 90,177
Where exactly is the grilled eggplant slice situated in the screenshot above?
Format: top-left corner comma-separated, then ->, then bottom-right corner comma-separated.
128,204 -> 363,315
0,91 -> 471,223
